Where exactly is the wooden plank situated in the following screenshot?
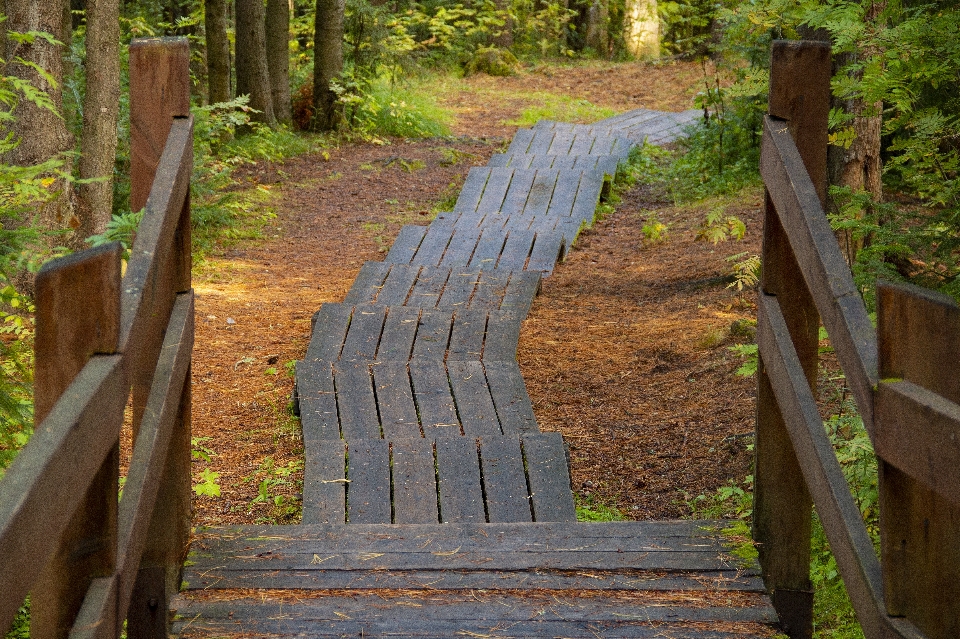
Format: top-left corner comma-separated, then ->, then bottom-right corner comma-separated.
302,439 -> 346,525
526,231 -> 564,274
453,167 -> 490,213
437,227 -> 481,268
557,217 -> 584,251
496,230 -> 535,271
340,305 -> 386,361
409,360 -> 461,436
482,310 -> 522,362
296,360 -> 340,440
376,264 -> 419,307
447,309 -> 488,361
529,154 -> 555,169
304,303 -> 352,362
333,361 -> 381,439
384,225 -> 427,265
551,155 -> 576,170
407,266 -> 451,308
501,168 -> 536,215
346,439 -> 391,523
571,169 -> 604,223
412,308 -> 453,360
526,129 -> 555,155
568,132 -> 595,156
475,168 -> 512,213
343,261 -> 391,304
522,432 -> 576,522
375,306 -> 420,361
372,362 -> 421,439
524,169 -> 559,217
391,438 -> 439,524
435,436 -> 485,523
500,271 -> 541,316
506,128 -> 534,154
437,269 -> 480,310
548,129 -> 575,155
467,227 -> 508,270
486,153 -> 510,167
546,169 -> 581,217
410,222 -> 454,267
448,361 -> 501,437
479,435 -> 532,522
469,269 -> 511,310
485,361 -> 538,435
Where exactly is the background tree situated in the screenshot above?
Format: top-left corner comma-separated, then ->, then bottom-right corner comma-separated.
313,0 -> 343,131
236,0 -> 276,126
205,0 -> 231,104
623,0 -> 658,58
266,0 -> 292,124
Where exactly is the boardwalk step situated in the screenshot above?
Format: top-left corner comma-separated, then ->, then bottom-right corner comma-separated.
453,167 -> 606,219
299,433 -> 570,524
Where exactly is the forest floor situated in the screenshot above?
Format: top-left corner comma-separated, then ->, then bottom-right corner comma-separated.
186,58 -> 761,527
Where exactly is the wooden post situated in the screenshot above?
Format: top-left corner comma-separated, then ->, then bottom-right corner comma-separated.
126,37 -> 193,639
31,244 -> 122,639
754,40 -> 831,639
877,282 -> 960,639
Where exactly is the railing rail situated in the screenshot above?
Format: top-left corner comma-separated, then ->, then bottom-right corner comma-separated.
756,40 -> 960,639
0,37 -> 193,639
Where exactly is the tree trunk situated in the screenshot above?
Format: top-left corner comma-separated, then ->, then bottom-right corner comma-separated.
4,0 -> 75,234
623,0 -> 658,59
205,0 -> 231,104
236,0 -> 276,126
313,0 -> 344,131
583,0 -> 609,56
265,0 -> 292,125
76,0 -> 120,244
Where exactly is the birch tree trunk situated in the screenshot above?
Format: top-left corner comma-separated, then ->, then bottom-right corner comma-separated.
623,0 -> 658,59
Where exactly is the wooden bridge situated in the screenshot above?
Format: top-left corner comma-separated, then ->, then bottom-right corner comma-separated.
2,37 -> 959,639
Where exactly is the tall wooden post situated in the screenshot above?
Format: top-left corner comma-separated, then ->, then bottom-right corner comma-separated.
126,37 -> 193,639
753,40 -> 831,639
31,244 -> 123,639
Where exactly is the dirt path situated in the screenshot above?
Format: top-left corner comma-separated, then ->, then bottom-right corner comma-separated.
190,59 -> 758,526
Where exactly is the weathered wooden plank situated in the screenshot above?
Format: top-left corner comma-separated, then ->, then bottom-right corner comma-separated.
437,227 -> 481,268
436,269 -> 480,310
526,231 -> 565,274
571,169 -> 604,223
435,436 -> 486,523
468,227 -> 508,270
548,129 -> 575,155
376,264 -> 419,307
469,269 -> 511,310
482,310 -> 522,362
524,169 -> 559,217
410,222 -> 454,267
527,129 -> 555,155
385,225 -> 427,265
479,435 -> 532,522
500,271 -> 541,316
302,439 -> 346,525
411,308 -> 453,360
448,361 -> 502,437
304,303 -> 352,362
497,230 -> 535,270
340,305 -> 386,361
346,439 -> 391,523
447,309 -> 488,361
409,360 -> 461,435
529,154 -> 555,169
334,361 -> 381,439
506,127 -> 534,154
568,132 -> 595,156
522,432 -> 576,522
407,266 -> 451,308
475,168 -> 512,213
551,155 -> 577,170
557,217 -> 584,250
343,261 -> 391,304
375,306 -> 420,361
372,362 -> 421,439
485,361 -> 538,435
453,167 -> 490,213
391,438 -> 439,524
487,153 -> 510,167
501,168 -> 536,215
297,361 -> 340,440
546,169 -> 581,217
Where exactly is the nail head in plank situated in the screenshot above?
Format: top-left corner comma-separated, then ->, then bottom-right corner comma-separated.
485,361 -> 538,435
334,361 -> 381,439
372,362 -> 421,439
343,261 -> 391,305
448,360 -> 501,438
296,360 -> 340,441
435,436 -> 485,523
391,438 -> 439,524
302,439 -> 346,524
385,225 -> 426,265
409,359 -> 461,436
304,303 -> 352,362
480,435 -> 532,522
447,309 -> 488,361
522,432 -> 576,522
340,305 -> 386,361
346,439 -> 391,523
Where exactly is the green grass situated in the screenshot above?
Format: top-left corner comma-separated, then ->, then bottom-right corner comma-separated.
345,76 -> 453,140
575,494 -> 627,522
506,95 -> 616,127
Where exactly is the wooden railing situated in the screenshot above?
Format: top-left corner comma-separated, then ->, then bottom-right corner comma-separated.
0,38 -> 193,639
755,41 -> 960,639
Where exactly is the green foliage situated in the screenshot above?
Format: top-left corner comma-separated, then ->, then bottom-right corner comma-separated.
464,45 -> 519,76
726,252 -> 760,294
192,436 -> 221,497
641,214 -> 668,244
575,494 -> 627,521
509,0 -> 577,57
335,77 -> 451,139
696,206 -> 746,244
505,94 -> 615,128
728,343 -> 758,377
244,456 -> 303,524
4,597 -> 28,639
658,0 -> 718,57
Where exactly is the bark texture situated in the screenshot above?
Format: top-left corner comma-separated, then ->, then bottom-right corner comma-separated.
623,0 -> 658,59
77,0 -> 120,243
236,0 -> 276,126
3,0 -> 74,233
266,0 -> 293,125
205,0 -> 231,104
583,0 -> 609,55
313,0 -> 344,131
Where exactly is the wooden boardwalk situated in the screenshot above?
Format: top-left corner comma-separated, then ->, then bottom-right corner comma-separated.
174,109 -> 780,638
